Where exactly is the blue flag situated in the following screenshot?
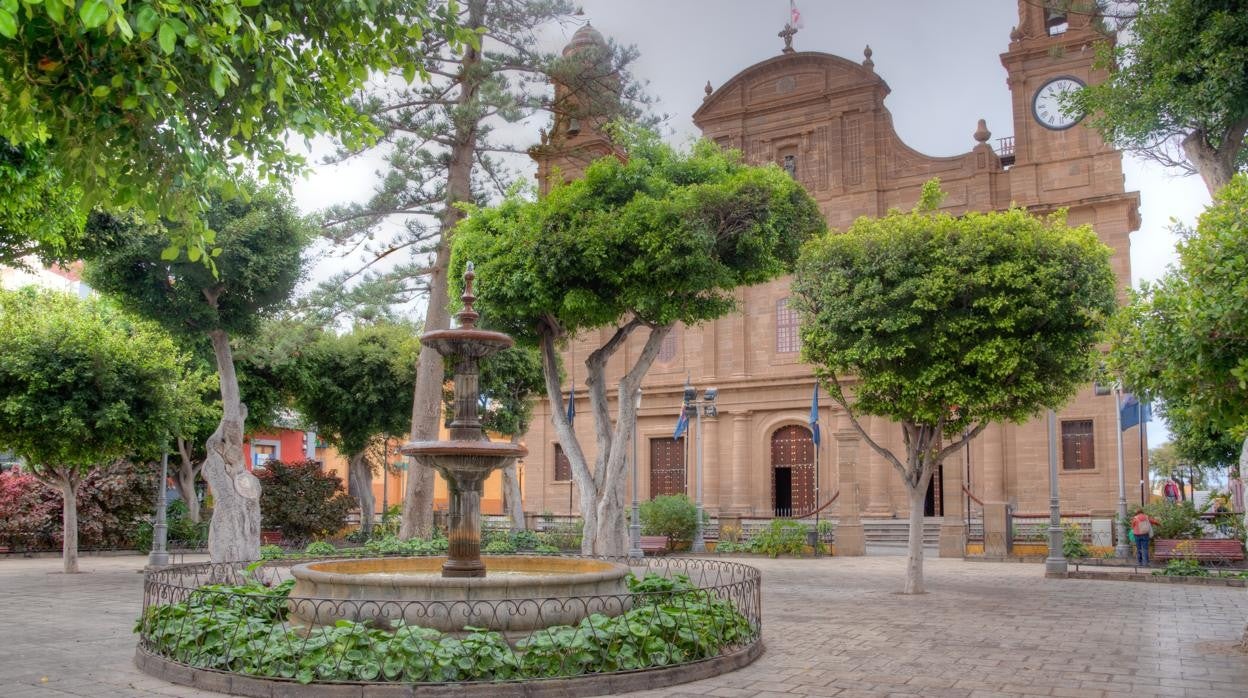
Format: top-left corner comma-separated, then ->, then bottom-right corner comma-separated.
673,403 -> 689,440
1120,392 -> 1151,431
809,384 -> 821,447
565,382 -> 575,426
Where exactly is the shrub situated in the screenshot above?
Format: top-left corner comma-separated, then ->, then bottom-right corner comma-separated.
509,529 -> 541,551
304,541 -> 337,556
538,520 -> 583,551
533,543 -> 560,555
752,520 -> 808,557
259,545 -> 284,560
255,460 -> 354,541
1155,558 -> 1209,577
0,461 -> 158,550
1142,501 -> 1205,540
483,539 -> 516,554
1062,523 -> 1089,559
640,495 -> 698,548
362,535 -> 448,556
134,499 -> 209,552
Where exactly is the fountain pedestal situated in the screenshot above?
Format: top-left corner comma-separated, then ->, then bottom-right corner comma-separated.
400,264 -> 527,578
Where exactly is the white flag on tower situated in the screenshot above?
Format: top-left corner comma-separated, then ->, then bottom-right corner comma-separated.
789,0 -> 804,29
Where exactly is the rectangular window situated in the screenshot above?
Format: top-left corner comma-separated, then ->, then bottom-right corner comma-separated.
1061,420 -> 1095,470
553,444 -> 572,482
251,442 -> 278,469
776,298 -> 800,354
649,437 -> 687,497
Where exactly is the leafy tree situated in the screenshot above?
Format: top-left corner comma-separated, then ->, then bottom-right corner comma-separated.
310,0 -> 648,539
0,1 -> 468,258
287,323 -> 419,536
84,185 -> 312,563
792,180 -> 1117,594
256,461 -> 355,542
453,131 -> 825,555
0,289 -> 182,572
1109,174 -> 1248,504
1069,0 -> 1248,193
639,494 -> 697,550
0,141 -> 84,268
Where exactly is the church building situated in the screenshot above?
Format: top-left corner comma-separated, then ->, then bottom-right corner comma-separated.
523,2 -> 1144,556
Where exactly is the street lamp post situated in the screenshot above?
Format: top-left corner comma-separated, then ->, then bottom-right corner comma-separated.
628,388 -> 644,558
148,449 -> 170,568
1045,409 -> 1068,578
1113,388 -> 1130,558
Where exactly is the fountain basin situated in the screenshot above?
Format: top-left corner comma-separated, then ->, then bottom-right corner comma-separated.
288,556 -> 631,633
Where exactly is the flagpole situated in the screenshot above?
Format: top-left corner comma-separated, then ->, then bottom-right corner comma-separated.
1138,402 -> 1147,505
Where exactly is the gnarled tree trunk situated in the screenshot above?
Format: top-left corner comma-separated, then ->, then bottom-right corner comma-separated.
349,451 -> 376,537
503,434 -> 525,531
540,321 -> 671,557
203,328 -> 261,563
401,0 -> 487,541
171,437 -> 202,523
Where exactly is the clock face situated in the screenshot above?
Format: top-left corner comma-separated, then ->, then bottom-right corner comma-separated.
1032,77 -> 1085,130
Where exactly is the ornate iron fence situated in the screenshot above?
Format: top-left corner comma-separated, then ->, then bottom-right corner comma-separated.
137,555 -> 762,687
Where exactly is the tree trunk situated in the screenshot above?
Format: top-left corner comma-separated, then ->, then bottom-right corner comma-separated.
203,328 -> 262,563
58,472 -> 79,574
1182,130 -> 1237,195
503,434 -> 525,531
903,476 -> 929,595
401,0 -> 487,541
172,438 -> 201,523
349,451 -> 375,537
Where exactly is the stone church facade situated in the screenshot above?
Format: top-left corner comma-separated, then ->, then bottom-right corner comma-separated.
522,2 -> 1144,556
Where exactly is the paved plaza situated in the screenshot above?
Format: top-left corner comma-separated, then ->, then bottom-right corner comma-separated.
1,553 -> 1245,697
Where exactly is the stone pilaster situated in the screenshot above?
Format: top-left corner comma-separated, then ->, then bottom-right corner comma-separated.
865,416 -> 894,517
939,447 -> 967,557
730,412 -> 752,514
835,427 -> 865,556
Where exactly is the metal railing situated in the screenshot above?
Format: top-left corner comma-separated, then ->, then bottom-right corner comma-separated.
137,555 -> 762,686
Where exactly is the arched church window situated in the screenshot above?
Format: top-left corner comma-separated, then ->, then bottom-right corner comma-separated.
783,154 -> 797,178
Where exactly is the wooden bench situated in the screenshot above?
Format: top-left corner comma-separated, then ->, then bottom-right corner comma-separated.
1154,539 -> 1245,564
639,535 -> 669,555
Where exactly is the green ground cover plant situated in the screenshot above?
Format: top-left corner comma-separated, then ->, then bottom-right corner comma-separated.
137,572 -> 753,683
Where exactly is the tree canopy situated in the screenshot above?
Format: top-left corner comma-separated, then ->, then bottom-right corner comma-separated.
1109,174 -> 1248,465
0,141 -> 84,268
453,130 -> 826,555
83,184 -> 312,339
0,0 -> 469,255
792,180 -> 1117,593
1070,0 -> 1248,192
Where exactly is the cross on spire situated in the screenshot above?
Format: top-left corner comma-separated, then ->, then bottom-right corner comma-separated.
778,23 -> 797,53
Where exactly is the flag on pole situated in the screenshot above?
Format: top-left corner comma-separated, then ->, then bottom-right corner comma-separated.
1119,392 -> 1151,431
565,381 -> 575,426
809,384 -> 821,447
789,0 -> 804,29
673,403 -> 689,440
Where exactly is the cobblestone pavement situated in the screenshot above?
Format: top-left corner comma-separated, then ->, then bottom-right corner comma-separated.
1,554 -> 1245,697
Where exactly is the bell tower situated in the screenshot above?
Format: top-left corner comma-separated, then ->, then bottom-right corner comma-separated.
529,23 -> 625,195
1000,0 -> 1126,208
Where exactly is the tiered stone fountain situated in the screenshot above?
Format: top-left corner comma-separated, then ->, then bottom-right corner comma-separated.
289,264 -> 631,632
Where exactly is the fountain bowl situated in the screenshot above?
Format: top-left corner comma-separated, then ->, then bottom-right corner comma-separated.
288,556 -> 631,633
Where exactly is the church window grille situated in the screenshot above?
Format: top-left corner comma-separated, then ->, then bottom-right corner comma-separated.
553,444 -> 572,481
783,154 -> 797,178
776,298 -> 800,354
845,120 -> 863,185
657,330 -> 677,363
1060,420 -> 1095,470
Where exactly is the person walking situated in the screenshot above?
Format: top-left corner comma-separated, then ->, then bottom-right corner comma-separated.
1131,507 -> 1160,567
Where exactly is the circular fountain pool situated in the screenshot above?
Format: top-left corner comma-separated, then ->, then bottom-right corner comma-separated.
288,556 -> 631,633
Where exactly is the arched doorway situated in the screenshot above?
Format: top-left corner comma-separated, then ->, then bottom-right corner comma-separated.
770,425 -> 815,517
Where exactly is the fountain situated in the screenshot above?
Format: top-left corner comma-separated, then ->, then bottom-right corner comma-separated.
288,264 -> 631,632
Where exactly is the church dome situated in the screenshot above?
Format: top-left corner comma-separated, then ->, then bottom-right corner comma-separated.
563,22 -> 607,56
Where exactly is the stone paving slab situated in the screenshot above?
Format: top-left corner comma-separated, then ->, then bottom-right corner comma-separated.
0,554 -> 1245,697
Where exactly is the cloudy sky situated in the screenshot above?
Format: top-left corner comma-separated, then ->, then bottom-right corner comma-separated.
293,0 -> 1208,443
